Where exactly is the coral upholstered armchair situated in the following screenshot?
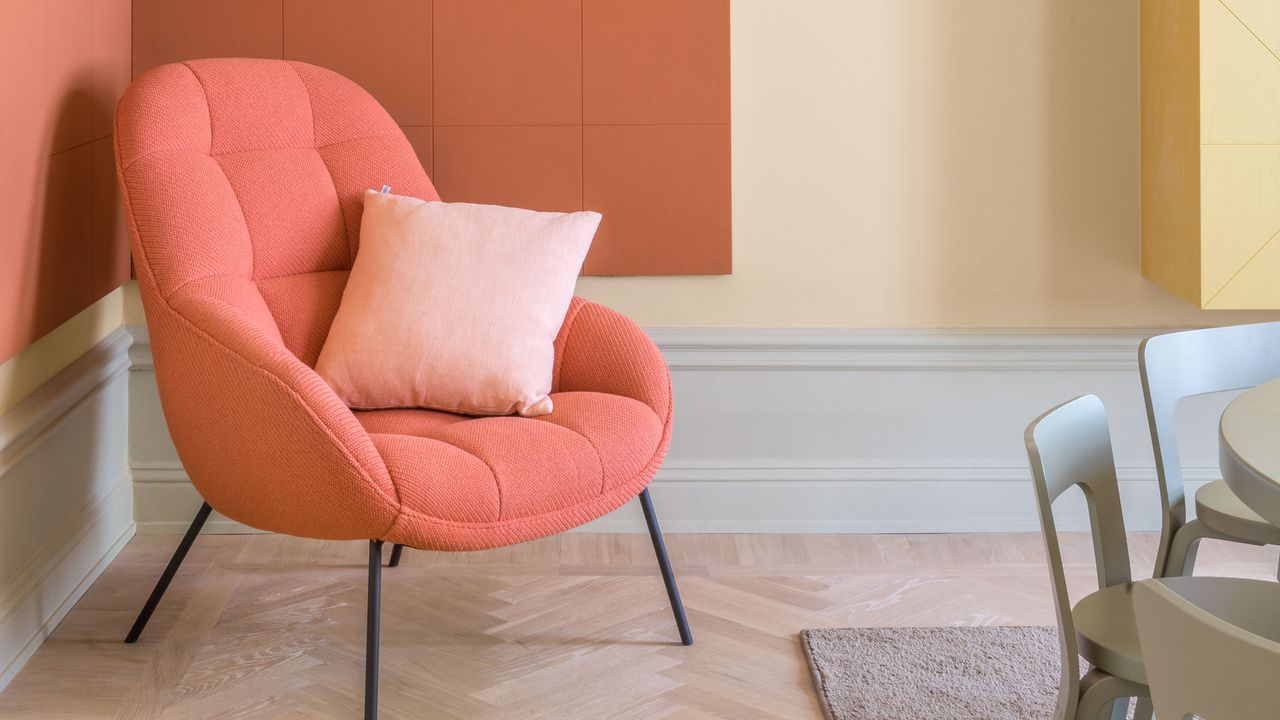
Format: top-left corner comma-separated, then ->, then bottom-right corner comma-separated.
114,58 -> 689,719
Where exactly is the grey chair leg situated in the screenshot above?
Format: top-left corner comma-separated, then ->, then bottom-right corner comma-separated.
1164,519 -> 1211,577
366,540 -> 383,720
1075,671 -> 1145,720
639,489 -> 693,646
1075,686 -> 1120,720
125,502 -> 213,643
387,544 -> 404,568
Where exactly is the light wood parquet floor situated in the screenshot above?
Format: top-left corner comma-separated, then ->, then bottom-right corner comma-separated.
0,531 -> 1275,719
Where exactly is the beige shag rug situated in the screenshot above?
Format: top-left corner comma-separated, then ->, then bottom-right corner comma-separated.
801,626 -> 1130,720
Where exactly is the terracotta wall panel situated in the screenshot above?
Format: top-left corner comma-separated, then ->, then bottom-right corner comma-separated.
91,0 -> 133,138
583,124 -> 731,276
132,0 -> 283,75
91,137 -> 129,299
37,147 -> 97,341
433,126 -> 583,213
583,0 -> 730,125
400,127 -> 434,178
434,0 -> 582,126
46,0 -> 96,154
0,0 -> 132,364
282,0 -> 432,126
0,0 -> 47,363
127,0 -> 731,281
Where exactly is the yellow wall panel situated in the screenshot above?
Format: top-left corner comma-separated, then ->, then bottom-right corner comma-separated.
1201,0 -> 1280,144
1141,0 -> 1203,306
1142,0 -> 1280,308
1206,231 -> 1280,308
1200,147 -> 1280,295
1220,0 -> 1280,55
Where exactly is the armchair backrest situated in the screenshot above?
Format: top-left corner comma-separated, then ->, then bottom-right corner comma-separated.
113,59 -> 436,539
116,58 -> 439,365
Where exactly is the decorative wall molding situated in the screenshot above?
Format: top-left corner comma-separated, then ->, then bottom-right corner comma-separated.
0,328 -> 134,691
128,325 -> 1226,535
648,327 -> 1164,372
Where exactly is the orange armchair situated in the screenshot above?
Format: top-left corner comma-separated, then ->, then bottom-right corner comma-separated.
114,59 -> 689,719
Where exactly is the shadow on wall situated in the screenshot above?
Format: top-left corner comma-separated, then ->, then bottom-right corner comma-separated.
1,74 -> 124,650
11,73 -> 124,361
904,0 -> 1274,326
909,1 -> 1127,325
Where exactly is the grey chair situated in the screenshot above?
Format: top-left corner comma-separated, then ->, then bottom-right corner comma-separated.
1139,323 -> 1280,578
1025,395 -> 1151,719
1134,576 -> 1280,720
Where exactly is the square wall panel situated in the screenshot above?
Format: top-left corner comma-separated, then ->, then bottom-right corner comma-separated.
401,126 -> 434,177
46,0 -> 96,154
283,0 -> 432,126
91,0 -> 133,139
584,0 -> 730,125
583,125 -> 730,275
37,147 -> 96,338
91,137 -> 129,299
433,126 -> 582,213
434,0 -> 581,126
133,0 -> 283,76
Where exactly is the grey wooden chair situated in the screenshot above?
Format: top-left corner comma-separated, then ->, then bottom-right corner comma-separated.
1140,323 -> 1280,578
1134,576 -> 1280,720
1025,395 -> 1151,720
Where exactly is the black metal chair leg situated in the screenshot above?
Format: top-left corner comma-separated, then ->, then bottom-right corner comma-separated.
387,543 -> 404,568
366,540 -> 383,720
124,501 -> 213,643
639,489 -> 693,646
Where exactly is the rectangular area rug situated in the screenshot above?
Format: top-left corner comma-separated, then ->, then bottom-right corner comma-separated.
801,626 -> 1128,720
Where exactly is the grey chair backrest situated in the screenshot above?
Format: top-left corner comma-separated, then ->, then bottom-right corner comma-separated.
1134,578 -> 1280,720
1139,322 -> 1280,572
1024,395 -> 1132,719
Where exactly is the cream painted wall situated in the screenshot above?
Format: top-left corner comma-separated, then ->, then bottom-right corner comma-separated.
0,288 -> 125,416
580,0 -> 1278,328
121,0 -> 1280,330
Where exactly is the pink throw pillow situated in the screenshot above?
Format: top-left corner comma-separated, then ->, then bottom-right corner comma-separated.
316,191 -> 599,416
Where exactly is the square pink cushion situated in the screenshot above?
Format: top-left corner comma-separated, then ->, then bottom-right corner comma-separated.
316,191 -> 599,416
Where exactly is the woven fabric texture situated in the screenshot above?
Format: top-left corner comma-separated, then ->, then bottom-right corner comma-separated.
115,58 -> 672,549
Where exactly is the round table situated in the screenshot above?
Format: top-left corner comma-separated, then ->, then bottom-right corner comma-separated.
1220,377 -> 1280,528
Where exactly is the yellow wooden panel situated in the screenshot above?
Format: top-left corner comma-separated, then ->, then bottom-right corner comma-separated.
1201,0 -> 1280,144
1220,0 -> 1280,57
1200,147 -> 1280,298
1205,227 -> 1280,308
1141,0 -> 1203,306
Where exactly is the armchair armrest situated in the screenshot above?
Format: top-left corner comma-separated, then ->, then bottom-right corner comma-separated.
147,277 -> 399,539
552,298 -> 672,425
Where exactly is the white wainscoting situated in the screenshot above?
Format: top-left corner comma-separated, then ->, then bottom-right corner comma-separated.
127,326 -> 1230,536
0,328 -> 134,691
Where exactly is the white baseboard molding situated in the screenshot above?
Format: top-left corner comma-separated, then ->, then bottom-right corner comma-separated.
0,328 -> 135,691
131,459 -> 1215,535
129,324 -> 1228,536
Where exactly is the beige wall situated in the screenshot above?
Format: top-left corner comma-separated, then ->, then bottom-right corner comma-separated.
122,1 -> 1280,330
579,0 -> 1277,328
0,288 -> 125,416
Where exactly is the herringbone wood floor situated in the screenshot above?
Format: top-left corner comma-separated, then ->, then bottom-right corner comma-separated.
1,531 -> 1276,719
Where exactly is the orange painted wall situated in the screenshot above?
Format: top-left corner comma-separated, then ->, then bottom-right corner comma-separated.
0,0 -> 133,365
131,0 -> 732,277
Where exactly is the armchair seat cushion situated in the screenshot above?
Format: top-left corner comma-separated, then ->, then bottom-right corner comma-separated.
360,391 -> 665,551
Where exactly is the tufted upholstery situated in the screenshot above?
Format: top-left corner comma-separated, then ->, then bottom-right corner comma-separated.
115,59 -> 672,550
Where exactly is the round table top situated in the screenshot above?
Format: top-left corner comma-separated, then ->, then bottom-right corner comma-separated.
1220,378 -> 1280,528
